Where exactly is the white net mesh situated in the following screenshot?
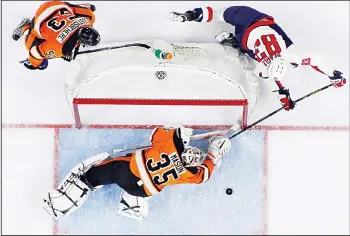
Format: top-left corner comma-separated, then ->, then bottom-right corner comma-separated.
65,39 -> 260,122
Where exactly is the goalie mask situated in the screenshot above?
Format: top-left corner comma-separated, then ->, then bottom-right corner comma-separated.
181,146 -> 205,167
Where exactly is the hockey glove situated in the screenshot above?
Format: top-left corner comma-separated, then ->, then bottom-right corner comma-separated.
274,87 -> 295,111
329,70 -> 346,88
62,43 -> 81,62
176,125 -> 193,145
23,58 -> 48,70
215,32 -> 239,48
207,136 -> 231,167
78,3 -> 96,12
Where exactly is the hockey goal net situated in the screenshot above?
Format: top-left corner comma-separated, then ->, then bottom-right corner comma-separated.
64,39 -> 259,128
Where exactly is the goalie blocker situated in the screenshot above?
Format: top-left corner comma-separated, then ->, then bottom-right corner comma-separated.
43,125 -> 232,221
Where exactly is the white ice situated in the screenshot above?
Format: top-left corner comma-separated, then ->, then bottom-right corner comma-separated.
1,1 -> 349,235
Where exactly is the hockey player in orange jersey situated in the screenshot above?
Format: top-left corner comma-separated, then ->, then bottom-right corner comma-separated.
43,126 -> 232,221
12,1 -> 100,70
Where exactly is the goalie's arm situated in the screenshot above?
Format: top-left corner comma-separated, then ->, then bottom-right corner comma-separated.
185,159 -> 215,184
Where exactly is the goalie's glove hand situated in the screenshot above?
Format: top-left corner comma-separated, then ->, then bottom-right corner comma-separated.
329,70 -> 346,88
167,10 -> 196,22
207,136 -> 231,167
23,58 -> 48,70
273,87 -> 295,111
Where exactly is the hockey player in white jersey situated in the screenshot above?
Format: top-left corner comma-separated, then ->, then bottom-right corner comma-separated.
167,6 -> 347,111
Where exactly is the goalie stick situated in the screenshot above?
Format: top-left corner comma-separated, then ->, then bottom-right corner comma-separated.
112,129 -> 233,154
112,83 -> 333,154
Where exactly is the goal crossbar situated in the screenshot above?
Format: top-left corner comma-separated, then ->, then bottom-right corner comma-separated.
72,98 -> 248,129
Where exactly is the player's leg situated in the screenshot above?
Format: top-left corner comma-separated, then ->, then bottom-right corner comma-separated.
83,156 -> 151,221
12,18 -> 31,41
42,152 -> 110,220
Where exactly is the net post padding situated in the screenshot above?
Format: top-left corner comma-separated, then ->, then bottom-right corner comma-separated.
72,98 -> 248,129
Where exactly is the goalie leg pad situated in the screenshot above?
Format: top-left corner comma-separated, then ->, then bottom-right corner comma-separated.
43,152 -> 111,219
43,172 -> 90,220
118,191 -> 151,221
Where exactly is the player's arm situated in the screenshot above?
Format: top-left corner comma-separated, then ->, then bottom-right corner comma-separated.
187,137 -> 231,184
282,45 -> 346,88
149,125 -> 193,160
150,125 -> 193,146
64,2 -> 96,24
23,32 -> 48,70
185,159 -> 215,184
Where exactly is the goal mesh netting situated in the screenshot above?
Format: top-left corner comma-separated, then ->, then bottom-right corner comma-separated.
64,39 -> 260,128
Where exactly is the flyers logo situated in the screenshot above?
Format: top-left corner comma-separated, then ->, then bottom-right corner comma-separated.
46,50 -> 58,59
302,58 -> 311,65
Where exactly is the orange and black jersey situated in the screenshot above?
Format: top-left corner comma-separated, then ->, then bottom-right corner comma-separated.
24,1 -> 95,67
129,128 -> 216,196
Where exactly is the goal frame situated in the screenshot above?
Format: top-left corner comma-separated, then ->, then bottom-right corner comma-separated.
67,39 -> 259,129
72,98 -> 248,129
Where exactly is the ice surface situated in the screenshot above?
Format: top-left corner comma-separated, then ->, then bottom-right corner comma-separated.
267,131 -> 349,235
1,1 -> 349,235
56,128 -> 265,235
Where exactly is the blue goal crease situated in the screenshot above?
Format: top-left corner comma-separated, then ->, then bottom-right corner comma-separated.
56,128 -> 265,235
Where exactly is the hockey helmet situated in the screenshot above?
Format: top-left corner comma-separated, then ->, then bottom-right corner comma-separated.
78,26 -> 100,46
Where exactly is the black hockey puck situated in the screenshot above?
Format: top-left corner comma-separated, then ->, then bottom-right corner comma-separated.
226,188 -> 233,195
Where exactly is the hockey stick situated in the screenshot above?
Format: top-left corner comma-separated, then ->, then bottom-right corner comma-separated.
112,130 -> 230,154
19,43 -> 152,64
227,83 -> 334,140
75,43 -> 151,55
112,84 -> 333,154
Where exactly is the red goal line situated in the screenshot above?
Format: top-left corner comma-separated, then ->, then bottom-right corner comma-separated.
1,123 -> 349,131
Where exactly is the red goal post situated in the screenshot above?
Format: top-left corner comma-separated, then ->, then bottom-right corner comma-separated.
72,98 -> 249,129
65,39 -> 259,128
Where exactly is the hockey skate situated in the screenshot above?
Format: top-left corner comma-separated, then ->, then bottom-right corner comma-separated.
12,18 -> 31,41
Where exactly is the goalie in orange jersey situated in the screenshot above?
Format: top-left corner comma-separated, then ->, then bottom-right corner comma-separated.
12,1 -> 100,70
43,126 -> 232,221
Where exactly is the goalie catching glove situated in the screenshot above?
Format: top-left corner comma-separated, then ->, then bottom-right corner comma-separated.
206,136 -> 232,167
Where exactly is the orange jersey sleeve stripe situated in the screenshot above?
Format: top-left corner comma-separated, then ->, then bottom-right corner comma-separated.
197,160 -> 215,183
134,150 -> 160,195
28,52 -> 44,67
